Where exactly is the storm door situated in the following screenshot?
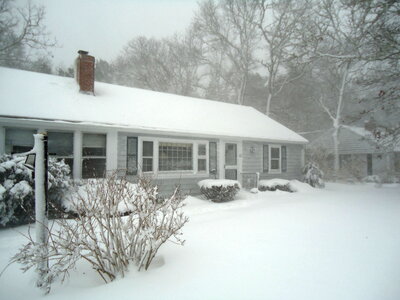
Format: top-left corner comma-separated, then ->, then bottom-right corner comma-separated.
225,143 -> 238,180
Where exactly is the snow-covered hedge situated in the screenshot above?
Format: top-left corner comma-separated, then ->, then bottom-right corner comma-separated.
198,179 -> 241,202
302,162 -> 325,188
11,174 -> 188,292
0,154 -> 71,227
258,179 -> 315,193
258,178 -> 292,192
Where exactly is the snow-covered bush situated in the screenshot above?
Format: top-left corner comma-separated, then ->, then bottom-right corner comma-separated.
258,179 -> 315,193
0,154 -> 71,226
0,155 -> 33,226
11,173 -> 188,292
258,178 -> 292,192
302,162 -> 325,188
198,179 -> 240,202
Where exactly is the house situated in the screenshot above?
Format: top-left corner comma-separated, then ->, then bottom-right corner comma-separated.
0,51 -> 308,194
308,125 -> 400,180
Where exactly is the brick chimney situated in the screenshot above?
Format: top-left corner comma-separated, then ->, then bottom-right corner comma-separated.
75,50 -> 95,94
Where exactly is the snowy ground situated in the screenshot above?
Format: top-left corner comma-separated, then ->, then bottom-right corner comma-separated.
0,182 -> 399,300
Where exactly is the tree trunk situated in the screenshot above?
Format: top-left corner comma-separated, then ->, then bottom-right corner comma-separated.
332,61 -> 350,179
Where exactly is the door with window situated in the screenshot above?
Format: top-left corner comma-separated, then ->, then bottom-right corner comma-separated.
225,143 -> 238,180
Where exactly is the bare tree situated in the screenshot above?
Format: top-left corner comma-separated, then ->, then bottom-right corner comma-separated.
306,0 -> 399,178
0,0 -> 56,66
255,0 -> 311,116
194,0 -> 259,105
114,30 -> 203,97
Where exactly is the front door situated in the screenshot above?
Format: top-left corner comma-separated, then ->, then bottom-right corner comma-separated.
225,143 -> 238,180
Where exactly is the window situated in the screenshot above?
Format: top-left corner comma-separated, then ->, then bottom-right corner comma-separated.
142,141 -> 154,172
209,142 -> 217,174
48,131 -> 74,173
339,154 -> 351,169
158,142 -> 193,171
82,133 -> 106,178
126,137 -> 138,175
395,152 -> 400,172
198,144 -> 207,172
5,128 -> 35,154
269,145 -> 281,173
367,154 -> 373,175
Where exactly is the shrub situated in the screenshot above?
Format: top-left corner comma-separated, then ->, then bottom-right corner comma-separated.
258,179 -> 292,192
11,173 -> 188,293
0,154 -> 71,227
198,179 -> 240,202
302,162 -> 325,188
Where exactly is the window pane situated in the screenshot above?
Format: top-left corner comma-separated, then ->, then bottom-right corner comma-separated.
83,147 -> 106,156
271,147 -> 280,159
48,132 -> 73,156
271,159 -> 280,170
209,142 -> 217,173
225,169 -> 237,180
198,144 -> 206,156
83,134 -> 106,157
142,158 -> 153,172
83,133 -> 106,148
127,137 -> 137,155
225,143 -> 237,165
127,137 -> 138,175
158,142 -> 193,171
198,159 -> 206,171
5,128 -> 35,154
143,141 -> 153,157
82,158 -> 106,178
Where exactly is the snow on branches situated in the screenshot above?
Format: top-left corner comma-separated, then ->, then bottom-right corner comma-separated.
10,173 -> 188,293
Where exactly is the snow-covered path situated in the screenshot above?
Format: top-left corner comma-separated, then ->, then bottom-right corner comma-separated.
1,183 -> 399,300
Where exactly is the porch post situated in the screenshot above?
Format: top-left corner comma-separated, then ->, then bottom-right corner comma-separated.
73,131 -> 82,180
0,126 -> 5,154
106,130 -> 118,173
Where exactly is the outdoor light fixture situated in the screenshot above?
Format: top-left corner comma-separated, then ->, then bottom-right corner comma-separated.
250,146 -> 256,153
25,153 -> 36,170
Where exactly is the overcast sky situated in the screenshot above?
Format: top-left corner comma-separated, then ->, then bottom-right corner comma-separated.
35,0 -> 198,67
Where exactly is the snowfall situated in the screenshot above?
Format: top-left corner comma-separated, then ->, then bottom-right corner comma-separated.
0,182 -> 399,300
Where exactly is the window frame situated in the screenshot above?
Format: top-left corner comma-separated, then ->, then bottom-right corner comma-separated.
138,137 -> 209,178
47,131 -> 74,173
82,133 -> 107,179
197,143 -> 208,173
269,144 -> 282,174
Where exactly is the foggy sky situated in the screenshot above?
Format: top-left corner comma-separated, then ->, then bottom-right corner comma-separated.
36,0 -> 198,67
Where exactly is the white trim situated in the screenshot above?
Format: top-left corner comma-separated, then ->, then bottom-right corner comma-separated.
269,144 -> 282,174
138,136 -> 210,178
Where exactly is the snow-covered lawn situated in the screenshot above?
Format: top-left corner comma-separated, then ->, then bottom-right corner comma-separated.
1,182 -> 399,300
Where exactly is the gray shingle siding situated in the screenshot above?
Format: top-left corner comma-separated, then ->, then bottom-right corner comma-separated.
242,141 -> 303,183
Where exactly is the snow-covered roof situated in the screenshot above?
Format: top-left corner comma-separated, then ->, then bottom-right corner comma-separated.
0,67 -> 307,144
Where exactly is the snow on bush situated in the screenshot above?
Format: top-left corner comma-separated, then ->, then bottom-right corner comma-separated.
11,173 -> 188,292
0,155 -> 33,226
0,154 -> 71,226
258,178 -> 292,192
302,162 -> 325,188
258,179 -> 315,193
198,179 -> 241,202
63,179 -> 138,215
